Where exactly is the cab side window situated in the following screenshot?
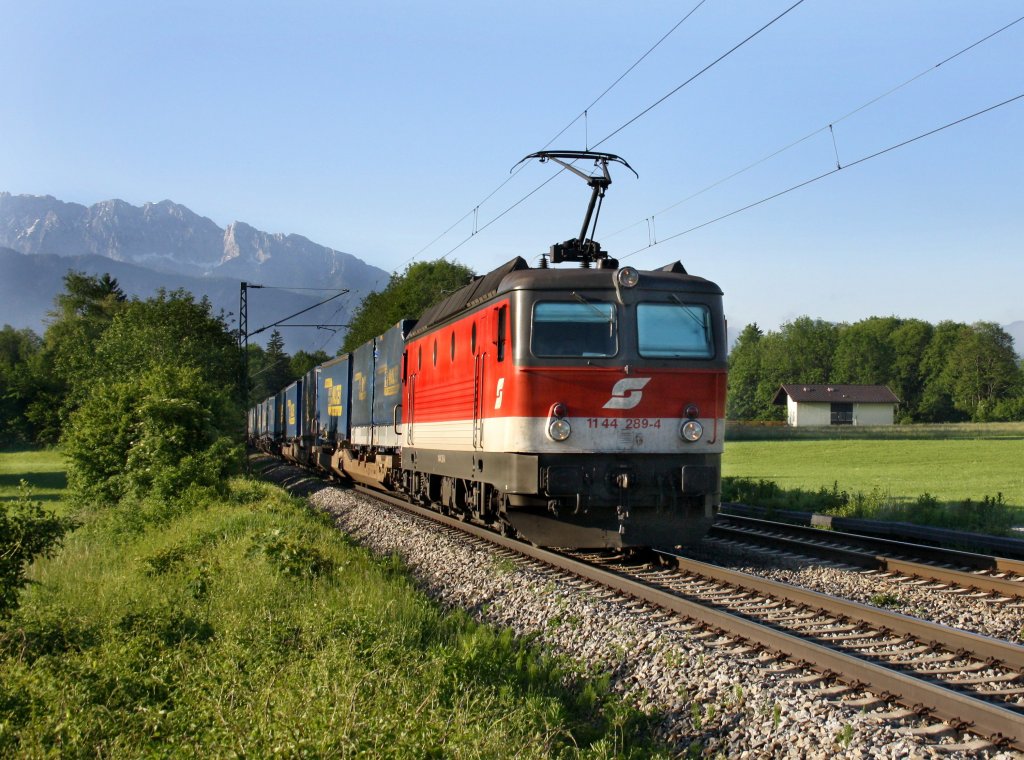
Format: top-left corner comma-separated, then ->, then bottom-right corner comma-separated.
496,306 -> 507,362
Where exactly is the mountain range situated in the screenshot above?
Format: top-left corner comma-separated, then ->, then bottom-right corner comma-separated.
0,193 -> 389,353
1,192 -> 1021,358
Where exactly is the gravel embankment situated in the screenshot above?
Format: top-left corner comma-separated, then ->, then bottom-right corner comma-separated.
270,470 -> 1022,759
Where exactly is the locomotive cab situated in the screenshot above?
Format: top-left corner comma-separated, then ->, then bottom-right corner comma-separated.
492,263 -> 727,547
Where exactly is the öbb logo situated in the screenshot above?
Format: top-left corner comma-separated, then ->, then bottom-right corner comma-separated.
602,378 -> 651,410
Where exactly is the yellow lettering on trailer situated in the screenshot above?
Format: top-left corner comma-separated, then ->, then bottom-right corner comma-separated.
384,364 -> 401,397
326,384 -> 344,417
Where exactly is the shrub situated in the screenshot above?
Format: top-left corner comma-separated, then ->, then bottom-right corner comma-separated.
0,482 -> 74,617
250,529 -> 337,580
65,365 -> 242,508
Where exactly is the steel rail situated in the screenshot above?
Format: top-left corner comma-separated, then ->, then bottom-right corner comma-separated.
660,551 -> 1024,672
720,504 -> 1024,566
881,557 -> 1024,600
713,516 -> 1024,598
717,513 -> 1024,575
355,487 -> 1023,749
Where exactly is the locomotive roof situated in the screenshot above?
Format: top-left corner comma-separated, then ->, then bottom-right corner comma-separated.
408,256 -> 722,338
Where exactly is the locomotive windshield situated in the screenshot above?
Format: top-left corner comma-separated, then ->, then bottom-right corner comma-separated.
637,303 -> 714,358
532,301 -> 617,357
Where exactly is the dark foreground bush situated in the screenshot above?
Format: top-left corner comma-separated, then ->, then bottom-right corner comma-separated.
0,482 -> 73,618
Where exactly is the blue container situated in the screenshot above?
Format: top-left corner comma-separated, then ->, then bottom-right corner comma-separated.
350,320 -> 414,446
266,395 -> 282,439
318,354 -> 351,444
373,320 -> 414,443
351,341 -> 374,435
284,381 -> 302,440
301,367 -> 319,439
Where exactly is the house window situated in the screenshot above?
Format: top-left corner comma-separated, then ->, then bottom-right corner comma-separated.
830,402 -> 853,425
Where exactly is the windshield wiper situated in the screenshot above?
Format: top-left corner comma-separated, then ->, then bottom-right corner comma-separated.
572,291 -> 615,337
669,295 -> 709,332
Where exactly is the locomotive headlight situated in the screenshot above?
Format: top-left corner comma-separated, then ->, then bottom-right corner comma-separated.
616,266 -> 640,288
548,418 -> 572,441
680,419 -> 703,442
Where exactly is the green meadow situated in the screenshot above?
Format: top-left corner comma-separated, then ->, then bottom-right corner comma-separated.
722,423 -> 1024,533
723,423 -> 1024,506
0,448 -> 67,511
1,452 -> 665,758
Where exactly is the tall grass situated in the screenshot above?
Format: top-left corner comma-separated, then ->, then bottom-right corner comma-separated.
1,475 -> 665,757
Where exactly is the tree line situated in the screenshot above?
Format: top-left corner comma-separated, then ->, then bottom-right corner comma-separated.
728,316 -> 1024,422
0,272 -> 243,502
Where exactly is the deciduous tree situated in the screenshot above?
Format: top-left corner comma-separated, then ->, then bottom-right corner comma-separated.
726,323 -> 763,420
342,259 -> 474,353
63,289 -> 242,506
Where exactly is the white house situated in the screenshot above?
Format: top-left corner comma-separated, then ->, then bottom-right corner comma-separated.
772,384 -> 900,427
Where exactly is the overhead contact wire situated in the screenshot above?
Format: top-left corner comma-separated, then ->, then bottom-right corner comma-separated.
605,12 -> 1024,240
444,0 -> 806,260
542,0 -> 709,151
621,92 -> 1024,258
591,0 -> 808,150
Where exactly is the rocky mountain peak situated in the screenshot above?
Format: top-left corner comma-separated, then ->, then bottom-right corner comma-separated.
0,192 -> 389,292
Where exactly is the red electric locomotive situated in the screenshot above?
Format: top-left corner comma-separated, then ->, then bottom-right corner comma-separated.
398,253 -> 726,548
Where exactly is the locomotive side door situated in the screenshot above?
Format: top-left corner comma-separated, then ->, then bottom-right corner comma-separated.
474,303 -> 508,450
406,346 -> 416,445
472,316 -> 484,449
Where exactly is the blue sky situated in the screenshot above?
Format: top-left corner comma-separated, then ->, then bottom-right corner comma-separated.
2,1 -> 1021,334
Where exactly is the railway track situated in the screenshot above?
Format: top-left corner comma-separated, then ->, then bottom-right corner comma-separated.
353,486 -> 1024,753
709,514 -> 1024,601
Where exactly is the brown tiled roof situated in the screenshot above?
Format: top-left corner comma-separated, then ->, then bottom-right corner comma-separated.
772,384 -> 900,405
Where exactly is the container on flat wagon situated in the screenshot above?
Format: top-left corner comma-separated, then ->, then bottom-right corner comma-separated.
372,320 -> 415,447
351,320 -> 415,447
301,367 -> 319,440
283,382 -> 302,440
318,354 -> 351,444
350,341 -> 374,445
268,394 -> 284,440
